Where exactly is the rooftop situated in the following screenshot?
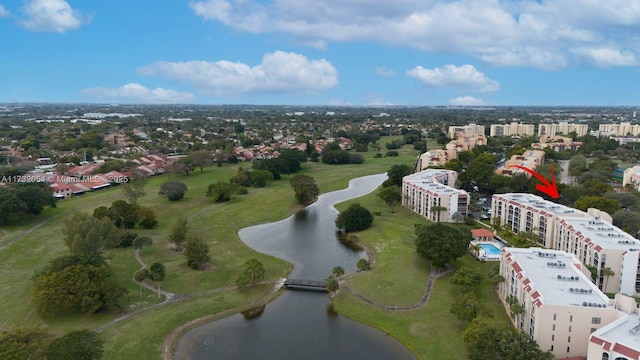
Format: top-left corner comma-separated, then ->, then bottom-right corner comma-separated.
494,193 -> 589,218
503,247 -> 610,308
591,313 -> 640,358
561,217 -> 640,251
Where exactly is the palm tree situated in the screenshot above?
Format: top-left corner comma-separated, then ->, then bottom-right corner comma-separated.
602,267 -> 615,291
469,243 -> 482,258
430,206 -> 447,222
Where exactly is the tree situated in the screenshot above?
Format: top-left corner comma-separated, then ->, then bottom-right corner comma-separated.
325,275 -> 339,292
356,258 -> 371,271
452,212 -> 465,223
236,259 -> 266,287
612,210 -> 640,236
32,262 -> 128,316
250,169 -> 274,187
133,269 -> 149,297
14,183 -> 56,215
0,327 -> 52,360
169,215 -> 188,251
0,187 -> 27,225
332,266 -> 345,277
487,264 -> 505,290
158,180 -> 188,201
184,235 -> 211,270
62,212 -> 121,255
120,172 -> 146,205
137,206 -> 158,229
463,316 -> 553,360
429,205 -> 447,221
414,223 -> 471,269
188,150 -> 212,171
206,182 -> 238,202
377,185 -> 402,212
603,267 -> 615,291
469,243 -> 482,258
171,157 -> 196,176
505,295 -> 525,320
450,267 -> 483,293
46,330 -> 103,360
108,200 -> 140,229
450,293 -> 493,322
149,262 -> 166,299
335,203 -> 374,232
573,196 -> 620,215
133,236 -> 152,250
289,174 -> 319,205
383,164 -> 413,187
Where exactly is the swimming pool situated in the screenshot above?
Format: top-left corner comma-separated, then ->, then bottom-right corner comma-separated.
479,243 -> 502,256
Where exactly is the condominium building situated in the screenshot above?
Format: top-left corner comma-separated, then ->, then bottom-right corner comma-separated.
490,122 -> 535,137
588,298 -> 640,360
499,247 -> 628,358
492,193 -> 640,295
445,134 -> 487,153
495,150 -> 545,176
447,123 -> 485,139
623,165 -> 640,191
416,149 -> 456,170
538,122 -> 589,137
402,169 -> 469,222
532,135 -> 583,152
598,122 -> 640,137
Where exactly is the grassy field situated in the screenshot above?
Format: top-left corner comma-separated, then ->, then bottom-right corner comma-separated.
0,138 -> 422,359
333,191 -> 511,359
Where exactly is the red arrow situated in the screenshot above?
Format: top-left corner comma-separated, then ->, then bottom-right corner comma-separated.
509,164 -> 560,199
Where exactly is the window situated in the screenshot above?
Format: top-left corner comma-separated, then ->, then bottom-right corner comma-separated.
551,335 -> 554,341
570,315 -> 573,322
552,324 -> 556,331
567,347 -> 570,353
591,328 -> 597,333
601,353 -> 609,360
569,326 -> 572,332
553,314 -> 557,321
551,345 -> 554,351
592,317 -> 601,324
568,336 -> 571,343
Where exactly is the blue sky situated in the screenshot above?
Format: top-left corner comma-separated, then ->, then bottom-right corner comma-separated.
1,0 -> 639,106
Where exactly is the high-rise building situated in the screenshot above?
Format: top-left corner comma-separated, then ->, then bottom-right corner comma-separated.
402,169 -> 469,222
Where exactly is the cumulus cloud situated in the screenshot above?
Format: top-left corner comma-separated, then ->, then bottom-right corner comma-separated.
188,0 -> 640,70
407,64 -> 499,93
79,83 -> 195,104
375,66 -> 396,77
0,5 -> 10,17
449,96 -> 488,106
570,47 -> 638,67
363,94 -> 393,106
21,0 -> 90,33
138,51 -> 338,96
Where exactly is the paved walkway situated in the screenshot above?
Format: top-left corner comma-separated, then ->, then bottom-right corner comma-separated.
342,264 -> 453,311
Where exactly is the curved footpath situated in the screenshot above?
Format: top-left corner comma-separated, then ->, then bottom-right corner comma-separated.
342,265 -> 453,311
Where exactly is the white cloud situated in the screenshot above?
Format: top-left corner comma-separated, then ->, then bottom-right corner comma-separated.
21,0 -> 90,33
138,51 -> 338,96
407,64 -> 499,93
570,47 -> 638,67
449,96 -> 488,106
0,5 -> 10,17
79,83 -> 195,104
189,0 -> 640,70
363,94 -> 393,106
375,66 -> 395,77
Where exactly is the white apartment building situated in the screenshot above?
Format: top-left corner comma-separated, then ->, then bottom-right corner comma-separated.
588,297 -> 640,360
492,193 -> 640,295
447,123 -> 485,139
490,122 -> 535,137
402,169 -> 469,222
495,149 -> 545,177
623,165 -> 640,191
499,247 -> 626,358
538,122 -> 589,137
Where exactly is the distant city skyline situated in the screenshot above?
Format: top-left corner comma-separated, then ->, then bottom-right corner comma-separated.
1,0 -> 639,106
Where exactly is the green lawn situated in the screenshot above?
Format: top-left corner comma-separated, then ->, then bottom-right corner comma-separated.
0,139 -> 423,358
333,192 -> 511,359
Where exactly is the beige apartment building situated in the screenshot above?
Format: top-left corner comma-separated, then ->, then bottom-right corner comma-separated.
490,122 -> 535,137
532,135 -> 583,152
447,123 -> 485,139
495,149 -> 545,176
538,122 -> 589,137
598,122 -> 640,137
416,149 -> 456,170
445,134 -> 487,153
492,193 -> 640,295
587,296 -> 640,360
402,169 -> 469,222
623,165 -> 640,191
499,247 -> 628,359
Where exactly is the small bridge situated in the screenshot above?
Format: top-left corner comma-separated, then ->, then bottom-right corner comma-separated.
283,279 -> 327,292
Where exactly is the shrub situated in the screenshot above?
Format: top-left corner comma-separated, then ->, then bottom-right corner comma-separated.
357,258 -> 371,271
158,180 -> 188,201
385,151 -> 399,157
335,203 -> 374,232
374,153 -> 382,158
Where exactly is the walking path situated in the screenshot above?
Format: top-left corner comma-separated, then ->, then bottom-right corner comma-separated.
342,264 -> 453,311
0,212 -> 68,251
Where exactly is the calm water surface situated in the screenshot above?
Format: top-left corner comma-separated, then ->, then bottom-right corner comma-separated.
175,173 -> 416,359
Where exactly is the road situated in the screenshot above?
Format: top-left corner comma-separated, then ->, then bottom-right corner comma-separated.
557,160 -> 575,185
